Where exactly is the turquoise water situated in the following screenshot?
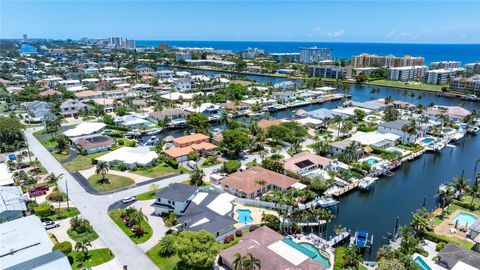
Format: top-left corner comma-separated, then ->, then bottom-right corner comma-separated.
453,213 -> 478,227
414,256 -> 432,270
421,138 -> 435,144
366,158 -> 379,165
299,242 -> 330,268
237,209 -> 253,223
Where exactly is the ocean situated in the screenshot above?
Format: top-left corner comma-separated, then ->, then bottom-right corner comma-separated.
137,40 -> 480,64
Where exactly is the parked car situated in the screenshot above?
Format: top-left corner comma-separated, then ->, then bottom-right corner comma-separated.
122,196 -> 136,204
44,221 -> 59,230
187,160 -> 197,169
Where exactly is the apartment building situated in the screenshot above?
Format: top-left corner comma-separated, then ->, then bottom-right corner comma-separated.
270,52 -> 300,62
387,66 -> 427,81
429,61 -> 461,70
424,68 -> 463,85
300,47 -> 332,63
465,62 -> 480,74
352,53 -> 425,68
309,65 -> 352,79
450,75 -> 480,94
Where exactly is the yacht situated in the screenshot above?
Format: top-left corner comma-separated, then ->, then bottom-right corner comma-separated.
359,177 -> 378,191
467,126 -> 479,134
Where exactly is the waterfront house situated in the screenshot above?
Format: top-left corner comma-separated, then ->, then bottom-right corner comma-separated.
273,81 -> 295,90
350,131 -> 401,149
219,226 -> 326,270
437,243 -> 480,269
93,98 -> 116,112
0,216 -> 71,270
60,99 -> 88,117
64,122 -> 106,138
75,90 -> 101,101
114,114 -> 152,129
0,186 -> 27,222
306,108 -> 338,122
283,152 -> 332,175
21,101 -> 53,122
347,100 -> 389,112
220,102 -> 250,116
332,107 -> 372,117
173,78 -> 193,92
164,133 -> 216,162
72,134 -> 115,154
148,109 -> 188,126
424,105 -> 471,122
329,139 -> 364,157
95,146 -> 158,169
154,70 -> 174,78
378,119 -> 425,144
153,184 -> 236,237
220,166 -> 299,199
272,91 -> 297,102
185,102 -> 221,117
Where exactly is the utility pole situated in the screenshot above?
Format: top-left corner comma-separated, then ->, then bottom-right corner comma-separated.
65,178 -> 69,210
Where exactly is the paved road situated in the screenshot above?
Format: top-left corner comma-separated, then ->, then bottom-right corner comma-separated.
25,128 -> 190,270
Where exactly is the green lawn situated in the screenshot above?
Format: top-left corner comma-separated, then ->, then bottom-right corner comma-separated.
367,79 -> 444,91
431,203 -> 480,226
424,231 -> 475,250
88,174 -> 135,192
108,209 -> 153,244
63,152 -> 107,172
46,208 -> 80,221
69,248 -> 115,270
67,227 -> 99,242
146,244 -> 181,270
135,189 -> 160,201
133,162 -> 186,178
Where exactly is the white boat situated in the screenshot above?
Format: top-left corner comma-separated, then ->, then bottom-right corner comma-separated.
146,128 -> 162,136
316,196 -> 339,207
449,132 -> 465,143
467,126 -> 479,134
425,141 -> 445,152
359,177 -> 378,190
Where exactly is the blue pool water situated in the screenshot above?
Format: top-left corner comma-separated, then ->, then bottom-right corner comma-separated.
366,158 -> 379,166
453,213 -> 478,227
237,209 -> 253,224
421,138 -> 435,144
414,256 -> 432,270
299,242 -> 330,268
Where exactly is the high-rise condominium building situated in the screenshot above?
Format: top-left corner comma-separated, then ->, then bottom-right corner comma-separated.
300,47 -> 332,63
352,53 -> 424,68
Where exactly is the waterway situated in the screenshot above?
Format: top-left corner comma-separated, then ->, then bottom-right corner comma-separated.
158,67 -> 480,257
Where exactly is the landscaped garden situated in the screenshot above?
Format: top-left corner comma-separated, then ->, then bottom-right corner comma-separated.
108,208 -> 152,244
133,161 -> 186,178
88,174 -> 135,192
67,216 -> 99,242
69,248 -> 115,270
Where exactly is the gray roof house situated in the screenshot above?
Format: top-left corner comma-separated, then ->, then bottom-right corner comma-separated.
437,243 -> 480,269
306,108 -> 338,120
60,99 -> 88,117
0,215 -> 71,270
21,101 -> 53,122
378,119 -> 426,144
348,100 -> 389,112
0,186 -> 27,222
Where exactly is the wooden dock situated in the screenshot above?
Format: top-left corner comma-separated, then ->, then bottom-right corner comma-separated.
332,180 -> 359,197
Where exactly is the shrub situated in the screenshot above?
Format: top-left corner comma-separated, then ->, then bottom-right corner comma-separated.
52,241 -> 72,255
117,139 -> 125,145
436,241 -> 447,251
117,164 -> 127,171
221,160 -> 241,174
249,225 -> 258,232
34,203 -> 52,217
47,189 -> 64,202
223,234 -> 235,244
49,232 -> 59,245
91,158 -> 98,165
70,216 -> 91,234
164,157 -> 179,169
125,140 -> 136,147
132,224 -> 145,236
235,230 -> 243,237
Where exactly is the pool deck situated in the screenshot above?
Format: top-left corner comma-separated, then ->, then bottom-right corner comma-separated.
232,202 -> 278,228
289,234 -> 334,270
412,253 -> 446,270
433,209 -> 479,243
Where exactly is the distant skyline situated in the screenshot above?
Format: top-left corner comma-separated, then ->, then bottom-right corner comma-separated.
2,0 -> 480,44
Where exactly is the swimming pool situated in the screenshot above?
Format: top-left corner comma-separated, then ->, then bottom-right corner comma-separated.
237,209 -> 253,224
453,212 -> 478,227
414,256 -> 432,270
421,138 -> 435,144
366,158 -> 379,166
299,242 -> 330,268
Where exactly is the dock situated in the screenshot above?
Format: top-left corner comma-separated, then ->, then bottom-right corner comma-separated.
327,231 -> 350,247
331,180 -> 359,197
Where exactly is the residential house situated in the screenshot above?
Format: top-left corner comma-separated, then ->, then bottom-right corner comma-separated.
283,152 -> 331,176
95,146 -> 158,169
149,109 -> 188,127
0,186 -> 27,221
0,216 -> 71,270
272,91 -> 297,102
75,90 -> 101,101
64,122 -> 106,138
173,78 -> 194,92
273,81 -> 295,90
153,183 -> 199,215
348,100 -> 389,113
219,226 -> 326,270
21,101 -> 53,122
350,131 -> 401,149
220,166 -> 299,199
114,115 -> 152,129
94,98 -> 116,112
437,243 -> 480,270
185,103 -> 222,117
329,139 -> 364,157
72,134 -> 115,154
60,99 -> 87,117
378,119 -> 425,144
424,105 -> 471,122
164,133 -> 216,162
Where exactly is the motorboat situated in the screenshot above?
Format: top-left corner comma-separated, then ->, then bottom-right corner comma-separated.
467,126 -> 479,134
146,128 -> 162,136
354,231 -> 369,248
358,177 -> 378,191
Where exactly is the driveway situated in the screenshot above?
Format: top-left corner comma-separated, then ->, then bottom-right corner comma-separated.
133,199 -> 169,252
25,128 -> 190,270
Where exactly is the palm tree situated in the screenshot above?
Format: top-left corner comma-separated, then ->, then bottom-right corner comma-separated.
55,134 -> 70,153
233,253 -> 245,270
95,161 -> 111,185
401,119 -> 418,144
243,253 -> 261,270
157,234 -> 176,256
343,245 -> 362,268
309,176 -> 328,193
6,159 -> 16,172
452,176 -> 469,197
333,115 -> 343,138
48,173 -> 64,191
75,239 -> 92,261
189,167 -> 205,186
467,181 -> 480,208
129,207 -> 148,225
438,188 -> 455,212
410,208 -> 431,233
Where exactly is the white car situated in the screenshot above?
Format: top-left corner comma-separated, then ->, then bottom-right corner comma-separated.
44,221 -> 59,230
122,196 -> 136,204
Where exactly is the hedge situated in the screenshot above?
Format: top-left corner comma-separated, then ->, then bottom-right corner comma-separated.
164,157 -> 179,169
34,203 -> 53,217
52,241 -> 72,255
222,160 -> 241,174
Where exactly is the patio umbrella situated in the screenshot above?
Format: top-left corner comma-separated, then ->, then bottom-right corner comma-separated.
455,219 -> 459,229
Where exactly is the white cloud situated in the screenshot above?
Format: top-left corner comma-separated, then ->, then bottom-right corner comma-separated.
386,30 -> 418,40
327,29 -> 345,37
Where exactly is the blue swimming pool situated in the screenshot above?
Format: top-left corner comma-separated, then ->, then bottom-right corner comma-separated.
421,138 -> 435,144
237,209 -> 253,223
414,256 -> 432,270
366,158 -> 379,165
453,212 -> 478,227
299,242 -> 330,268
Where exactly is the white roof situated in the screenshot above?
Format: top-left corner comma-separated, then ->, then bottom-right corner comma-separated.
290,182 -> 307,190
96,147 -> 158,165
64,122 -> 106,137
0,186 -> 27,213
0,216 -> 53,268
350,131 -> 400,145
185,103 -> 219,113
267,240 -> 309,266
0,163 -> 14,186
332,107 -> 372,116
295,117 -> 323,125
190,217 -> 210,228
82,78 -> 99,83
452,261 -> 479,270
161,92 -> 197,101
67,85 -> 86,92
206,193 -> 235,215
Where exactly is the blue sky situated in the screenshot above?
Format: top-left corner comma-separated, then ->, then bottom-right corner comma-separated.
2,0 -> 480,43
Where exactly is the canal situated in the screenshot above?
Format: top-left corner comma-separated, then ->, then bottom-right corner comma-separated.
160,67 -> 480,257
